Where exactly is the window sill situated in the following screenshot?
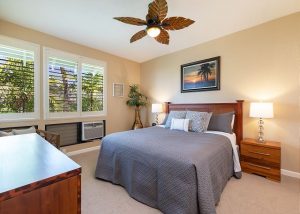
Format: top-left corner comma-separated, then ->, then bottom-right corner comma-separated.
44,115 -> 106,123
0,118 -> 40,123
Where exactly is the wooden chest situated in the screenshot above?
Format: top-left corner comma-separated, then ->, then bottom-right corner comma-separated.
0,134 -> 81,214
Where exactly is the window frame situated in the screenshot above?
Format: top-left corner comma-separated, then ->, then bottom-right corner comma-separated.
80,56 -> 107,117
43,47 -> 107,119
0,35 -> 40,122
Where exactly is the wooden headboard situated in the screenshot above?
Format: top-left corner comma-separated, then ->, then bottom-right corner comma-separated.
165,100 -> 244,145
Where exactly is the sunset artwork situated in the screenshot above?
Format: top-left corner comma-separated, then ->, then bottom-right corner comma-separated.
181,57 -> 220,92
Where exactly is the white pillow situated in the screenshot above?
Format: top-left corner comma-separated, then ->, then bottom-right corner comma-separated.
231,114 -> 235,130
170,118 -> 190,132
12,126 -> 36,135
0,131 -> 12,137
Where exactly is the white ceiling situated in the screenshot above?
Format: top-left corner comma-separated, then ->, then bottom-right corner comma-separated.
0,0 -> 299,63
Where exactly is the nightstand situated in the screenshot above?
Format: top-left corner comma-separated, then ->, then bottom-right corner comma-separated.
240,138 -> 281,182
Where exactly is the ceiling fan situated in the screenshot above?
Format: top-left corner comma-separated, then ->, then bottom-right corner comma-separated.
114,0 -> 195,45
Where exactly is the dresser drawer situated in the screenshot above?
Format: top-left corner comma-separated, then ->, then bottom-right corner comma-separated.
241,156 -> 280,168
241,144 -> 280,164
241,161 -> 280,181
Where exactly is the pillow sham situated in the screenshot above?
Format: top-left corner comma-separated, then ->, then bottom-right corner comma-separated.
208,112 -> 235,134
231,114 -> 235,129
0,131 -> 12,137
161,113 -> 169,125
185,111 -> 212,132
170,118 -> 190,132
12,126 -> 36,135
165,111 -> 187,128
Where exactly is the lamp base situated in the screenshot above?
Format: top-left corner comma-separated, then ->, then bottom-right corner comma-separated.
155,113 -> 159,125
257,137 -> 265,143
257,118 -> 265,143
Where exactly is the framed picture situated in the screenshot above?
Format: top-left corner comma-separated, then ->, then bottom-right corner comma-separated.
113,83 -> 124,97
181,56 -> 220,93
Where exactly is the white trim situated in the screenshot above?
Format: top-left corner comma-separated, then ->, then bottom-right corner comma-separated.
281,169 -> 300,179
43,48 -> 48,119
0,35 -> 40,121
78,59 -> 82,115
0,115 -> 40,123
0,35 -> 40,51
64,146 -> 100,156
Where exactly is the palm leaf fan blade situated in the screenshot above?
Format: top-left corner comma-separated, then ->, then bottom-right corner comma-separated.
130,30 -> 147,43
162,17 -> 195,30
155,29 -> 169,45
148,0 -> 168,21
114,17 -> 147,26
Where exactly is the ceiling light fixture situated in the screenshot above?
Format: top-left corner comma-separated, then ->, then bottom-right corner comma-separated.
113,0 -> 195,45
146,26 -> 161,37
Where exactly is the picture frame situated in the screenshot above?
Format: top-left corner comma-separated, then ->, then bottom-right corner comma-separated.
113,83 -> 124,97
181,56 -> 220,93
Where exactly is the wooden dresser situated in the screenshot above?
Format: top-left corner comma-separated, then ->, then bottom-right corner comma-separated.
0,134 -> 81,214
241,138 -> 281,182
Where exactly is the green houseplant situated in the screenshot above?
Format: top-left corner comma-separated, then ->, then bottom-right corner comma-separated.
126,84 -> 148,129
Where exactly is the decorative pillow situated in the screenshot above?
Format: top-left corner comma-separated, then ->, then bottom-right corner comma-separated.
165,111 -> 187,128
12,126 -> 36,135
170,118 -> 190,132
0,131 -> 12,137
185,111 -> 212,132
208,112 -> 235,134
161,113 -> 169,125
231,114 -> 235,129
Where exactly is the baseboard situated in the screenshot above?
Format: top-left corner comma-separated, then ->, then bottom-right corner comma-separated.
281,169 -> 300,179
65,146 -> 100,156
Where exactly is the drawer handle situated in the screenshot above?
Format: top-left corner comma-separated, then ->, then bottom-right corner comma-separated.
248,151 -> 271,156
248,163 -> 271,170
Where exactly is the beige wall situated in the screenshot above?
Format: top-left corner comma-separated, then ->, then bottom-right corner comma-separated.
141,13 -> 300,173
0,20 -> 140,134
1,13 -> 300,173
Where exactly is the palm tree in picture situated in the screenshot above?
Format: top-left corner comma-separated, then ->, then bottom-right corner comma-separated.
197,63 -> 215,81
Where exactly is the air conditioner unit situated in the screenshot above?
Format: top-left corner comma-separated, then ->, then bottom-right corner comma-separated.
81,121 -> 104,141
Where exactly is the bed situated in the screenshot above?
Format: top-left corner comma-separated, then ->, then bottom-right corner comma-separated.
95,101 -> 244,214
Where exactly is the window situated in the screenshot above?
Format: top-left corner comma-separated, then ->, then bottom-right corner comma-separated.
81,63 -> 104,112
48,57 -> 78,113
44,48 -> 106,119
0,36 -> 40,121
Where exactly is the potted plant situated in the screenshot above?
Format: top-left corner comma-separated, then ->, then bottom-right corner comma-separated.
126,84 -> 148,129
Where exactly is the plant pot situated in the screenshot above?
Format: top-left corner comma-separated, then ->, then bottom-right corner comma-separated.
132,107 -> 143,130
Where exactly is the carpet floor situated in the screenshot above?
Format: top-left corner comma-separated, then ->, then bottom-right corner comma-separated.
71,149 -> 300,214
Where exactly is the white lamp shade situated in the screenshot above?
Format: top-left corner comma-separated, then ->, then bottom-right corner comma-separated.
152,103 -> 163,113
249,102 -> 274,118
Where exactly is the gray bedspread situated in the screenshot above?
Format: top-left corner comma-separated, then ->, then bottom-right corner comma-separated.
95,127 -> 236,214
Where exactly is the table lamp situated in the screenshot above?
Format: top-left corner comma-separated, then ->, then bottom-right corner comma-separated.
152,103 -> 163,125
249,102 -> 274,143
